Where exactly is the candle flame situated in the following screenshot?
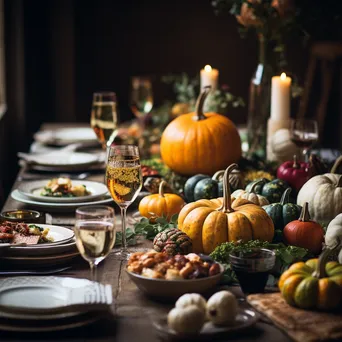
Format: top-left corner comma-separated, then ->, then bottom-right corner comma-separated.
204,65 -> 212,72
280,72 -> 287,80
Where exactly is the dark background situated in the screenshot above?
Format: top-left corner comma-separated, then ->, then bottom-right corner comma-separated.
1,0 -> 341,204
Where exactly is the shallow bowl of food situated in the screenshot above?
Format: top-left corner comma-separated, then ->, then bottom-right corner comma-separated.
0,210 -> 45,224
126,252 -> 224,301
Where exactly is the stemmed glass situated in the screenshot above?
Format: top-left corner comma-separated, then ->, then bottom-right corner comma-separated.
130,76 -> 154,122
74,206 -> 116,281
290,119 -> 319,161
90,92 -> 118,149
105,145 -> 142,258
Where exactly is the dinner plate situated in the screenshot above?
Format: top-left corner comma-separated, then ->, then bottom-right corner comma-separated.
0,277 -> 112,321
1,251 -> 80,266
153,308 -> 259,340
0,224 -> 74,247
34,127 -> 99,147
11,190 -> 113,212
0,312 -> 101,332
18,180 -> 109,203
5,238 -> 77,257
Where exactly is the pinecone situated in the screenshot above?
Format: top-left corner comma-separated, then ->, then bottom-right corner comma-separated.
153,228 -> 192,256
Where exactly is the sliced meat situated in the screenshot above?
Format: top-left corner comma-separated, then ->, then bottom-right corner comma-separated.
12,234 -> 40,245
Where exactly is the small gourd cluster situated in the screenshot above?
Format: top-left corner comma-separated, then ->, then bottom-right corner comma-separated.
167,291 -> 238,334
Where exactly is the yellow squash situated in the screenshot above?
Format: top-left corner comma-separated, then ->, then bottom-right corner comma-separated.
178,164 -> 274,254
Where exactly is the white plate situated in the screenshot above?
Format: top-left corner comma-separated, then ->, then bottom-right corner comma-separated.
34,128 -> 99,147
5,238 -> 77,257
21,151 -> 100,167
153,308 -> 259,340
0,277 -> 112,322
11,190 -> 113,212
18,180 -> 109,203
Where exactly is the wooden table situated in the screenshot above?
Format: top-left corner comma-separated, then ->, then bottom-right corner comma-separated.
0,123 -> 291,341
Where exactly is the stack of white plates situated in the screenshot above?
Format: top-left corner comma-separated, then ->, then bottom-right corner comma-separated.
0,277 -> 113,332
11,179 -> 113,212
0,224 -> 78,266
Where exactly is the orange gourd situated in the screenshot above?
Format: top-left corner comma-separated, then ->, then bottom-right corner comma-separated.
160,87 -> 242,176
283,202 -> 325,254
178,164 -> 274,254
138,181 -> 185,221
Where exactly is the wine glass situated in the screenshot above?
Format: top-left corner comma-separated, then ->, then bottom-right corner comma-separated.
130,76 -> 153,123
105,145 -> 142,258
74,205 -> 116,281
290,119 -> 319,161
90,92 -> 118,149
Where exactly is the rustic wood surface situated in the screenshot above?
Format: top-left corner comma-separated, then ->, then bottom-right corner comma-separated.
0,123 -> 292,341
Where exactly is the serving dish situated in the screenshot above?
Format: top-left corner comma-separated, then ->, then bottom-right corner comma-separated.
0,210 -> 45,224
152,308 -> 259,340
126,263 -> 224,300
17,180 -> 109,203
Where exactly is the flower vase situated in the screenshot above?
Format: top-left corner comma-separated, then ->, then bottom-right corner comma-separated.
247,35 -> 276,159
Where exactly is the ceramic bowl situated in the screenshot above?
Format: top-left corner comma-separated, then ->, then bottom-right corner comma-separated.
126,263 -> 224,301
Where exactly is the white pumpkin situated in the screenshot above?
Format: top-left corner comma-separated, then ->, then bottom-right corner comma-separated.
175,293 -> 207,314
167,305 -> 205,334
325,213 -> 342,263
271,129 -> 300,163
297,174 -> 342,225
206,291 -> 238,326
231,180 -> 269,206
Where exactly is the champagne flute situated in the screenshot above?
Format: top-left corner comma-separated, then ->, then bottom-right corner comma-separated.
106,145 -> 142,258
74,206 -> 116,281
290,119 -> 319,161
90,92 -> 118,149
130,76 -> 153,122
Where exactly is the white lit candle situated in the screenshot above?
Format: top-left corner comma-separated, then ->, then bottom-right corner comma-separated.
270,72 -> 292,121
200,65 -> 219,91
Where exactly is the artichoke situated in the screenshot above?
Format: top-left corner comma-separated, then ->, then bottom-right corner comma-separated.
153,228 -> 192,255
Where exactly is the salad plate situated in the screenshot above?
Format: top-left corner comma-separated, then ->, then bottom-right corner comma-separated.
18,179 -> 109,203
11,190 -> 113,212
34,127 -> 99,147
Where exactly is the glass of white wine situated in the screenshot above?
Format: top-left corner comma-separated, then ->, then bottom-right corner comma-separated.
90,92 -> 118,149
130,76 -> 153,121
106,145 -> 142,258
74,205 -> 116,281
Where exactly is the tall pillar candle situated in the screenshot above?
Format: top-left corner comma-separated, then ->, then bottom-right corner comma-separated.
200,65 -> 219,91
270,73 -> 292,121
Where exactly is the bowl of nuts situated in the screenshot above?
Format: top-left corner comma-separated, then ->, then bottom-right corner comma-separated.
126,250 -> 224,301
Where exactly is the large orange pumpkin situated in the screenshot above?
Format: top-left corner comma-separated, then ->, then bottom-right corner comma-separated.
160,87 -> 242,176
178,164 -> 274,254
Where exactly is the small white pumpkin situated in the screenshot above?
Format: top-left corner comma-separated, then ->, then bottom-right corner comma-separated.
175,293 -> 207,314
325,213 -> 342,263
167,305 -> 205,334
206,291 -> 238,326
271,129 -> 300,163
297,158 -> 342,225
231,180 -> 269,206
